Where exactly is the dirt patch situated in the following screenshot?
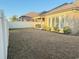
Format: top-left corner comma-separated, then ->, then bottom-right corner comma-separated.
8,29 -> 79,59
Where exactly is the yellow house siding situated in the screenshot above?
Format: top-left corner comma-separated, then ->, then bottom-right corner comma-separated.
33,9 -> 79,34
44,10 -> 75,33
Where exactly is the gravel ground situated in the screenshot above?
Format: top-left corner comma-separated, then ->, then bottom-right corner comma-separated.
8,29 -> 79,59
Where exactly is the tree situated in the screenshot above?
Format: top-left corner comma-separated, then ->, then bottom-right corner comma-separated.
10,15 -> 18,22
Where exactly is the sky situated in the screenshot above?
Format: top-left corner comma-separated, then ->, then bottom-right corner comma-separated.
0,0 -> 74,17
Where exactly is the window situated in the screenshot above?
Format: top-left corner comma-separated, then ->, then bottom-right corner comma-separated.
42,18 -> 45,22
38,18 -> 41,22
60,16 -> 64,28
55,17 -> 59,28
49,18 -> 51,27
32,19 -> 34,22
52,18 -> 54,27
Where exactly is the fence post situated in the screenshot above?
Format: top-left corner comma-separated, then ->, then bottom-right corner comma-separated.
0,10 -> 8,59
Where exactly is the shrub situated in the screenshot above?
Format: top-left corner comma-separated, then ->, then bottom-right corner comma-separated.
54,27 -> 60,32
43,26 -> 52,31
43,26 -> 47,30
63,26 -> 71,34
47,27 -> 51,31
35,24 -> 41,28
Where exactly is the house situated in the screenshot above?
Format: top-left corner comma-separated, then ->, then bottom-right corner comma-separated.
33,14 -> 45,29
25,12 -> 44,29
26,12 -> 39,18
18,12 -> 39,22
32,11 -> 47,29
18,16 -> 32,21
33,0 -> 79,34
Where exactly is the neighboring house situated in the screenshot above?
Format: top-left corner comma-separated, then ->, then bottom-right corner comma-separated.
18,12 -> 39,22
33,0 -> 79,34
26,12 -> 39,18
18,16 -> 32,21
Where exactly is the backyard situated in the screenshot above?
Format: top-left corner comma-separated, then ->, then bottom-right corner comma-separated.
8,29 -> 79,59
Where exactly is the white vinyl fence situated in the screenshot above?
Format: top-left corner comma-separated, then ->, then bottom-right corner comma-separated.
0,11 -> 9,59
9,21 -> 33,29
